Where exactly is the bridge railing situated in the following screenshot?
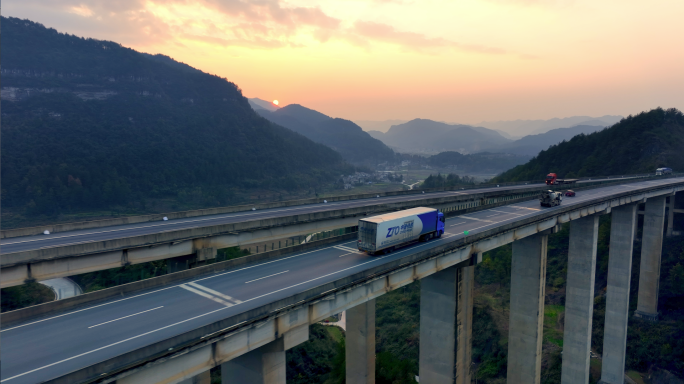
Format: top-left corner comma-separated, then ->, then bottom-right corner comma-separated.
2,172 -> 679,239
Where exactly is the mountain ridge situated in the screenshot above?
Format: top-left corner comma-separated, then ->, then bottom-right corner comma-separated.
494,108 -> 683,181
252,103 -> 395,165
1,16 -> 353,220
370,118 -> 511,155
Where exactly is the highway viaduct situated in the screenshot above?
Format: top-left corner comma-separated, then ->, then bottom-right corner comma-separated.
0,175 -> 661,288
1,175 -> 683,384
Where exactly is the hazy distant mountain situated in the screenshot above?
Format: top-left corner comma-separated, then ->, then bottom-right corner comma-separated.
495,108 -> 683,181
254,104 -> 394,164
354,120 -> 408,133
478,115 -> 622,136
491,124 -> 607,156
248,98 -> 280,112
371,119 -> 511,155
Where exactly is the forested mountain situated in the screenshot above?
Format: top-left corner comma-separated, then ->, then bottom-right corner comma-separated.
370,119 -> 511,154
1,17 -> 353,219
248,97 -> 280,112
253,104 -> 395,165
477,115 -> 622,137
494,108 -> 684,181
491,124 -> 606,156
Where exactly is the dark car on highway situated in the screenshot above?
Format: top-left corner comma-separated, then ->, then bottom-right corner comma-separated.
565,190 -> 576,197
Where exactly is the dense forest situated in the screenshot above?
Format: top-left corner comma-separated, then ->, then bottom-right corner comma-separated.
421,173 -> 476,189
494,108 -> 684,182
1,17 -> 355,224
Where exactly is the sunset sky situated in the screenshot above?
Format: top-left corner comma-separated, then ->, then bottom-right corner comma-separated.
6,0 -> 684,124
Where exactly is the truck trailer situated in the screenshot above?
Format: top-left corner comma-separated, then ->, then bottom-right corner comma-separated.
357,207 -> 445,255
656,167 -> 672,176
545,173 -> 579,185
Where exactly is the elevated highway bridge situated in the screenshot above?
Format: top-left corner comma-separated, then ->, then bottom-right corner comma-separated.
0,175 -> 653,287
1,175 -> 683,384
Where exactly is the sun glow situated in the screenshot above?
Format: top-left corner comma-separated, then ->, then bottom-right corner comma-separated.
273,100 -> 279,106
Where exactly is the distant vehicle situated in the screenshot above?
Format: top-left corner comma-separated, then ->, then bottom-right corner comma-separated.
357,207 -> 445,255
540,190 -> 563,207
565,190 -> 576,197
546,173 -> 579,185
656,167 -> 672,176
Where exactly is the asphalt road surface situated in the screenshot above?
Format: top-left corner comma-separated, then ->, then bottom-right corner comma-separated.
0,177 -> 636,255
1,177 -> 675,383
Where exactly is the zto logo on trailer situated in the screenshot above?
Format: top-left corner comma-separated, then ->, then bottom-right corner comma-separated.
386,220 -> 414,238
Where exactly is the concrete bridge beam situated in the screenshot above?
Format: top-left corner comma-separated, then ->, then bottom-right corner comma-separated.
635,196 -> 667,320
507,232 -> 548,384
419,262 -> 474,384
561,215 -> 599,383
599,204 -> 638,384
179,371 -> 210,384
221,338 -> 286,384
347,299 -> 376,384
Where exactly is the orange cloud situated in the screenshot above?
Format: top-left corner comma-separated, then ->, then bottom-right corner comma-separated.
351,21 -> 507,55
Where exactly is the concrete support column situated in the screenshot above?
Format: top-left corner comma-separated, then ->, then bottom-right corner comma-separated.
347,299 -> 375,384
167,248 -> 217,273
561,215 -> 599,384
179,370 -> 210,384
599,204 -> 637,384
667,195 -> 675,237
419,263 -> 474,384
507,232 -> 548,384
222,338 -> 285,384
635,196 -> 667,321
167,255 -> 196,273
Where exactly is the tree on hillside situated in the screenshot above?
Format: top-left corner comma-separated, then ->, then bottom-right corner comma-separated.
494,108 -> 684,182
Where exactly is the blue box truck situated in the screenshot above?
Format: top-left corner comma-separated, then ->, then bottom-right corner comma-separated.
357,207 -> 445,255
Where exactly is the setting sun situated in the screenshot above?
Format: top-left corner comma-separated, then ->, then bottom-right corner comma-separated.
273,100 -> 279,106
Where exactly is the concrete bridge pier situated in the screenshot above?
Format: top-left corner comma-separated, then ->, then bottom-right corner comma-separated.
347,299 -> 376,384
419,262 -> 474,384
599,204 -> 638,384
222,338 -> 286,384
167,247 -> 217,273
561,215 -> 599,383
179,371 -> 210,384
507,232 -> 548,384
635,196 -> 667,321
667,194 -> 675,236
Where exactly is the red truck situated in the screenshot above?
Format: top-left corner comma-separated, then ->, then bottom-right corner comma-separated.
546,173 -> 579,186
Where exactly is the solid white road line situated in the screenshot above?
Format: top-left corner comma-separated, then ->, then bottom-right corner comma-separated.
0,306 -> 231,383
179,285 -> 235,307
449,222 -> 467,227
187,282 -> 242,304
487,209 -> 526,216
458,215 -> 494,223
509,205 -> 540,211
334,245 -> 359,253
0,285 -> 179,333
3,253 -> 401,382
88,307 -> 164,329
3,242 -> 352,333
244,271 -> 289,284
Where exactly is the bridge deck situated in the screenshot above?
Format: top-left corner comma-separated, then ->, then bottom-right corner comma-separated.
1,177 -> 680,383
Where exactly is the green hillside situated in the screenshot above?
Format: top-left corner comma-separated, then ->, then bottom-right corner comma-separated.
1,17 -> 353,221
494,108 -> 684,182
